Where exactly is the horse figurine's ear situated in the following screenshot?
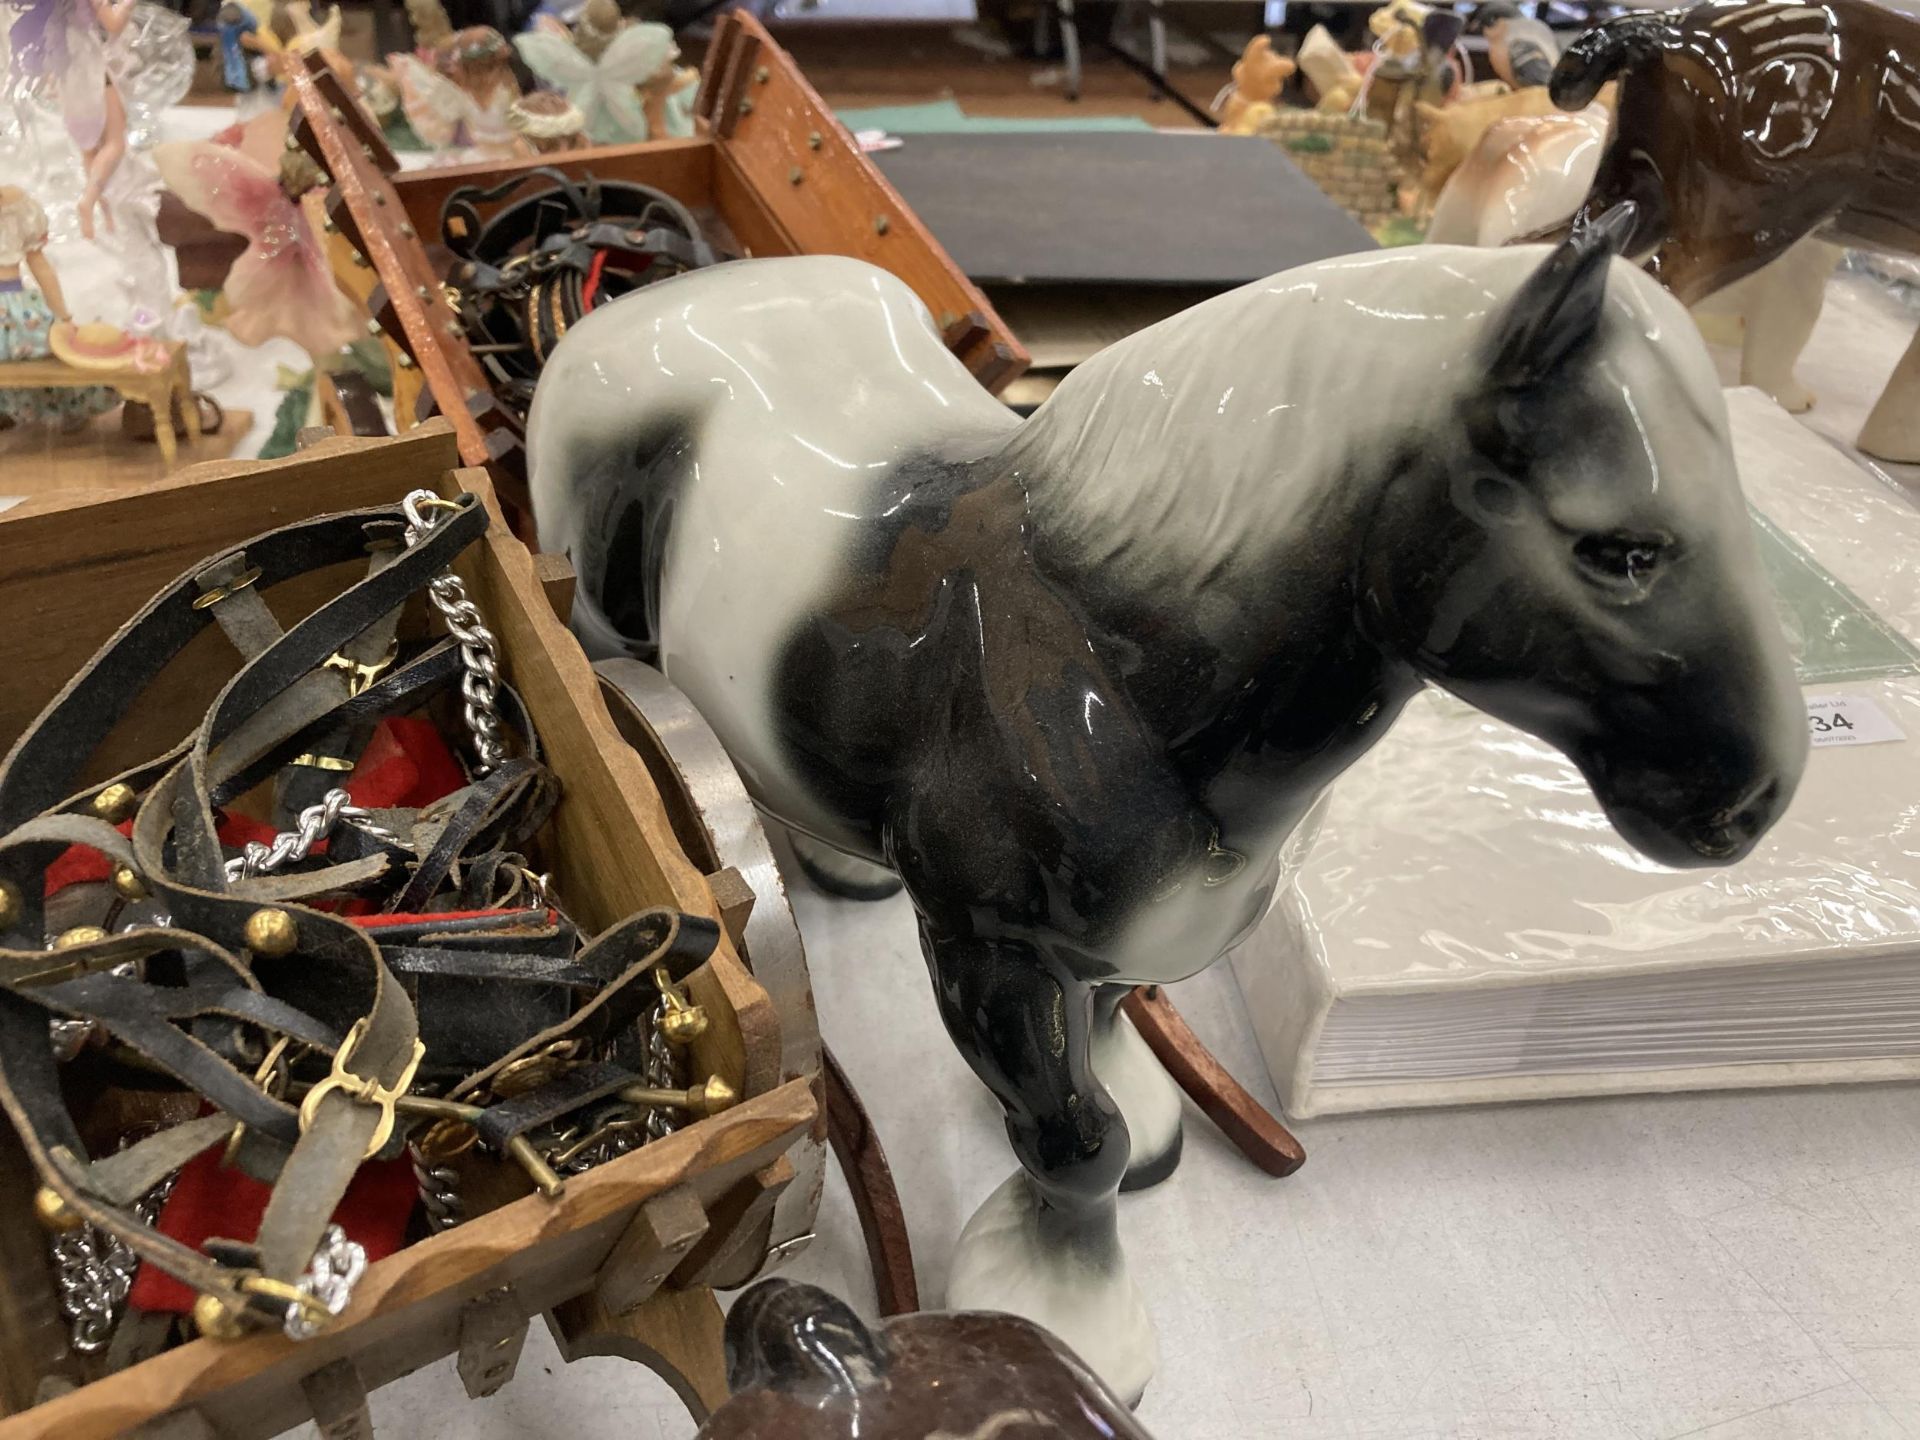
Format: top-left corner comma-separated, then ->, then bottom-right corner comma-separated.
1484,202 -> 1639,389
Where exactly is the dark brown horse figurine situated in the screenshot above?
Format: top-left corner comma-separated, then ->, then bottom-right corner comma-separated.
1552,0 -> 1920,302
700,1280 -> 1155,1440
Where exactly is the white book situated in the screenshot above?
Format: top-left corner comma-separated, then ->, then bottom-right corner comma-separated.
1231,388 -> 1920,1117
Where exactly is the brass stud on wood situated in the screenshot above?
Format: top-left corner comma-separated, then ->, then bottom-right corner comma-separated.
53,926 -> 107,951
788,165 -> 802,185
112,866 -> 149,901
322,218 -> 338,235
90,783 -> 136,822
873,215 -> 890,235
366,318 -> 383,336
244,907 -> 299,957
32,1186 -> 83,1233
754,65 -> 769,82
807,130 -> 822,150
352,252 -> 371,268
398,222 -> 415,238
395,352 -> 414,369
738,97 -> 753,115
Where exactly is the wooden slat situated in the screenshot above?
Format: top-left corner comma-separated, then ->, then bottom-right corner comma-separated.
389,139 -> 718,241
696,11 -> 1029,393
285,64 -> 517,501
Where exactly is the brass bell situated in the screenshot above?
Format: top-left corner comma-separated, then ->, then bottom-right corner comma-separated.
244,907 -> 299,957
112,866 -> 150,901
32,1185 -> 83,1233
52,926 -> 108,951
0,879 -> 20,928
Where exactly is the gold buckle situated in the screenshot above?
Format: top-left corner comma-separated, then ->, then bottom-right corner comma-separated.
192,566 -> 263,610
299,1017 -> 424,1158
321,638 -> 399,698
238,1274 -> 334,1329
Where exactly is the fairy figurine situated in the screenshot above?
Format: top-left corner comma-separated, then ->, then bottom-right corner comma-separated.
151,109 -> 360,361
6,0 -> 192,239
0,184 -> 118,430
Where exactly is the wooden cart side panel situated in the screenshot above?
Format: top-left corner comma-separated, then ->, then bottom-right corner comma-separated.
388,138 -> 719,241
0,1083 -> 814,1440
286,60 -> 515,492
696,11 -> 1030,393
442,467 -> 785,1102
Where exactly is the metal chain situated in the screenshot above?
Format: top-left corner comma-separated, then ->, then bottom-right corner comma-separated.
284,1224 -> 367,1341
224,788 -> 395,883
401,490 -> 505,774
644,997 -> 684,1142
50,1172 -> 175,1354
411,1147 -> 466,1233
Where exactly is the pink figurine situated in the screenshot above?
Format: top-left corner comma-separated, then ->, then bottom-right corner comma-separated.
151,112 -> 360,362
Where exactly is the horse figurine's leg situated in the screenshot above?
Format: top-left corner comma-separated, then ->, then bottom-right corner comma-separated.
1736,237 -> 1842,414
923,928 -> 1158,1404
1091,982 -> 1184,1190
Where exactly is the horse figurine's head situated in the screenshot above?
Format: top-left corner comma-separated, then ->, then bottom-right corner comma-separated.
1360,210 -> 1805,867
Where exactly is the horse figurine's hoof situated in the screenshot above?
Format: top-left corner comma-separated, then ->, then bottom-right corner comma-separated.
946,1171 -> 1159,1407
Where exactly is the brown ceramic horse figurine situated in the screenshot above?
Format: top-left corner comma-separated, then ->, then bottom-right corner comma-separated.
1551,0 -> 1920,303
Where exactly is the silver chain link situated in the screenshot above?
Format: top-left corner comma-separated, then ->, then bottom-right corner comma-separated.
51,1173 -> 176,1354
402,491 -> 505,774
284,1224 -> 367,1340
224,788 -> 396,883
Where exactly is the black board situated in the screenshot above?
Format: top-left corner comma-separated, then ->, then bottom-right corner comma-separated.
870,132 -> 1377,288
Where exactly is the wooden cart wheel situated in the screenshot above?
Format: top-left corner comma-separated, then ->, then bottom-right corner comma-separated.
596,659 -> 918,1311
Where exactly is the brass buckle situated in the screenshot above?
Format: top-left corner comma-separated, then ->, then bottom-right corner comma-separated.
321,638 -> 400,698
192,566 -> 264,611
238,1274 -> 334,1329
299,1017 -> 425,1159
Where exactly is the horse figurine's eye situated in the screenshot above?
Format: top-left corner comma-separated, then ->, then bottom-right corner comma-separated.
1574,533 -> 1667,588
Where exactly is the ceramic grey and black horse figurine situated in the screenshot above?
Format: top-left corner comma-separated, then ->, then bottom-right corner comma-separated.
526,214 -> 1805,1399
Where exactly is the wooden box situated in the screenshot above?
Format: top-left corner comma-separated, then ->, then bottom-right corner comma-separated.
0,425 -> 819,1438
289,12 -> 1028,515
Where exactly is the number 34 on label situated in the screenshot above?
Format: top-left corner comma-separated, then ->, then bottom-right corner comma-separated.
1806,694 -> 1907,748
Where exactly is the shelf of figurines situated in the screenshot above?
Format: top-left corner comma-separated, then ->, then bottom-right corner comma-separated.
1209,0 -> 1919,465
0,425 -> 820,1438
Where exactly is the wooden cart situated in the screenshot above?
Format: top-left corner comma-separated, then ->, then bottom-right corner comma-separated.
286,12 -> 1028,517
0,424 -> 821,1438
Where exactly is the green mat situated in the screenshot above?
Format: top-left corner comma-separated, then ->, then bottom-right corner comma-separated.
835,99 -> 1153,134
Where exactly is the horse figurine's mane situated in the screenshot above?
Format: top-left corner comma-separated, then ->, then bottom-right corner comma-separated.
998,246 -> 1713,607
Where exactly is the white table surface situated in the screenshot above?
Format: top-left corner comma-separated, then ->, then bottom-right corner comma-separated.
265,273 -> 1920,1440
